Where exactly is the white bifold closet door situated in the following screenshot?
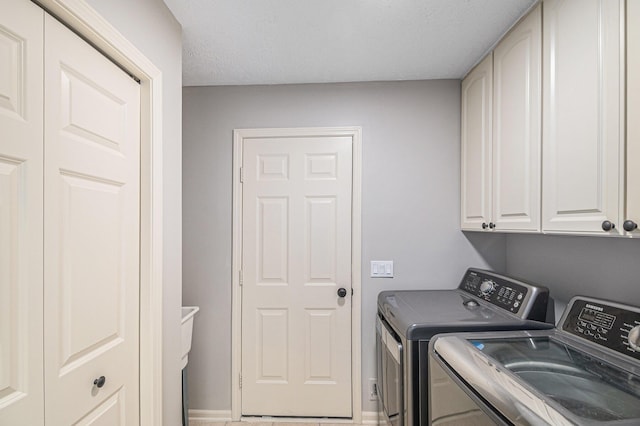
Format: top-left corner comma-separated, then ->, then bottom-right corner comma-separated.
0,1 -> 141,424
0,1 -> 44,424
43,13 -> 141,426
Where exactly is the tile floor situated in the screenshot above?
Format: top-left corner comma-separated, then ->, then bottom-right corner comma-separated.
191,422 -> 366,426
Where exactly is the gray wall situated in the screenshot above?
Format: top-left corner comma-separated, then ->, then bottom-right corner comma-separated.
182,81 -> 507,413
506,234 -> 640,308
83,1 -> 183,424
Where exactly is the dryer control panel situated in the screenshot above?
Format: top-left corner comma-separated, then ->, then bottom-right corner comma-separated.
458,269 -> 550,321
561,297 -> 640,361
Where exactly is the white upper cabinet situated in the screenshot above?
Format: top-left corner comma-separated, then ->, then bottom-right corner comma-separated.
492,4 -> 541,231
461,5 -> 541,232
542,0 -> 624,234
625,0 -> 640,236
461,54 -> 493,230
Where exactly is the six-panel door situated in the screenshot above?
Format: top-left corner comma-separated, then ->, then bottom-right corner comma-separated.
43,14 -> 141,425
0,1 -> 44,424
241,135 -> 353,417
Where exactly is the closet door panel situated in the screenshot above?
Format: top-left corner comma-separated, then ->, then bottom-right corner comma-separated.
43,13 -> 140,425
0,1 -> 44,425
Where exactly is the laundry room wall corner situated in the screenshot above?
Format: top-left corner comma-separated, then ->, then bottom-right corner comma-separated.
182,81 -> 506,416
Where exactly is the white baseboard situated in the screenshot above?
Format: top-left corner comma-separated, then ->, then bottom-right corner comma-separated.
360,411 -> 378,424
189,410 -> 378,424
189,409 -> 233,423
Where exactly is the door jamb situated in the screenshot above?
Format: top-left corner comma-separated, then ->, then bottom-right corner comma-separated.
231,127 -> 362,422
37,1 -> 165,424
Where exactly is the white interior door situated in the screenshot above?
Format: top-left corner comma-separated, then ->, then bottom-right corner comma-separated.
0,1 -> 44,425
241,133 -> 353,417
43,13 -> 141,425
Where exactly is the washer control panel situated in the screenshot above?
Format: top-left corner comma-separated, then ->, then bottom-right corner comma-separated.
458,269 -> 547,318
561,298 -> 640,360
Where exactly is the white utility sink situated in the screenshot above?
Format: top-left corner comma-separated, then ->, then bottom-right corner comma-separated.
181,306 -> 200,369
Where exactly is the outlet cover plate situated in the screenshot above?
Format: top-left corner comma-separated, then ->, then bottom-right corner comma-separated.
369,378 -> 378,401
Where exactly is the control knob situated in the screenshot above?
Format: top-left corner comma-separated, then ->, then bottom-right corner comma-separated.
463,300 -> 479,308
629,325 -> 640,351
479,280 -> 496,295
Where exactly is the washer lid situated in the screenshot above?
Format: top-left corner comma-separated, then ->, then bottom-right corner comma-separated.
378,290 -> 552,340
433,332 -> 640,425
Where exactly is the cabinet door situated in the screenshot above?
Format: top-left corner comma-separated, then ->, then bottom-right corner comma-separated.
492,5 -> 541,232
461,54 -> 492,230
542,0 -> 623,233
0,1 -> 44,425
626,0 -> 640,235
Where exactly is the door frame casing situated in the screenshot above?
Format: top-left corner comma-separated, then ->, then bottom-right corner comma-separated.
231,127 -> 362,422
37,0 -> 165,424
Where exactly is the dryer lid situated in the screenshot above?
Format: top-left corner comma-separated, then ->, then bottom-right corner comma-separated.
378,289 -> 552,340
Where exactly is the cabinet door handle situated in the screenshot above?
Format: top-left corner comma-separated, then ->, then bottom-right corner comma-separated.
623,220 -> 638,232
601,220 -> 615,231
489,222 -> 496,229
482,222 -> 489,229
93,376 -> 106,388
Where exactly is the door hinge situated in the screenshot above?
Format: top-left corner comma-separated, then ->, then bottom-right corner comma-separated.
239,167 -> 244,183
239,270 -> 243,286
239,373 -> 242,389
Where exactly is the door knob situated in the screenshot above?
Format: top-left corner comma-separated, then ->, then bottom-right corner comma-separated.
482,222 -> 488,229
623,220 -> 638,232
601,220 -> 615,231
93,376 -> 106,388
337,288 -> 348,298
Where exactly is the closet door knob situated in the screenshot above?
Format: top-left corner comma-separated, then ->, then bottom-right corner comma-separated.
337,288 -> 347,298
489,222 -> 496,229
601,220 -> 615,231
93,376 -> 106,388
482,222 -> 489,229
623,220 -> 638,232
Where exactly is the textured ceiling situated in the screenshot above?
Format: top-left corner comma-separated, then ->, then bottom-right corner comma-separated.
163,0 -> 537,86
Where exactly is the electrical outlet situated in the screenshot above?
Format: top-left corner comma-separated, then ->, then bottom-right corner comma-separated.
369,378 -> 378,401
